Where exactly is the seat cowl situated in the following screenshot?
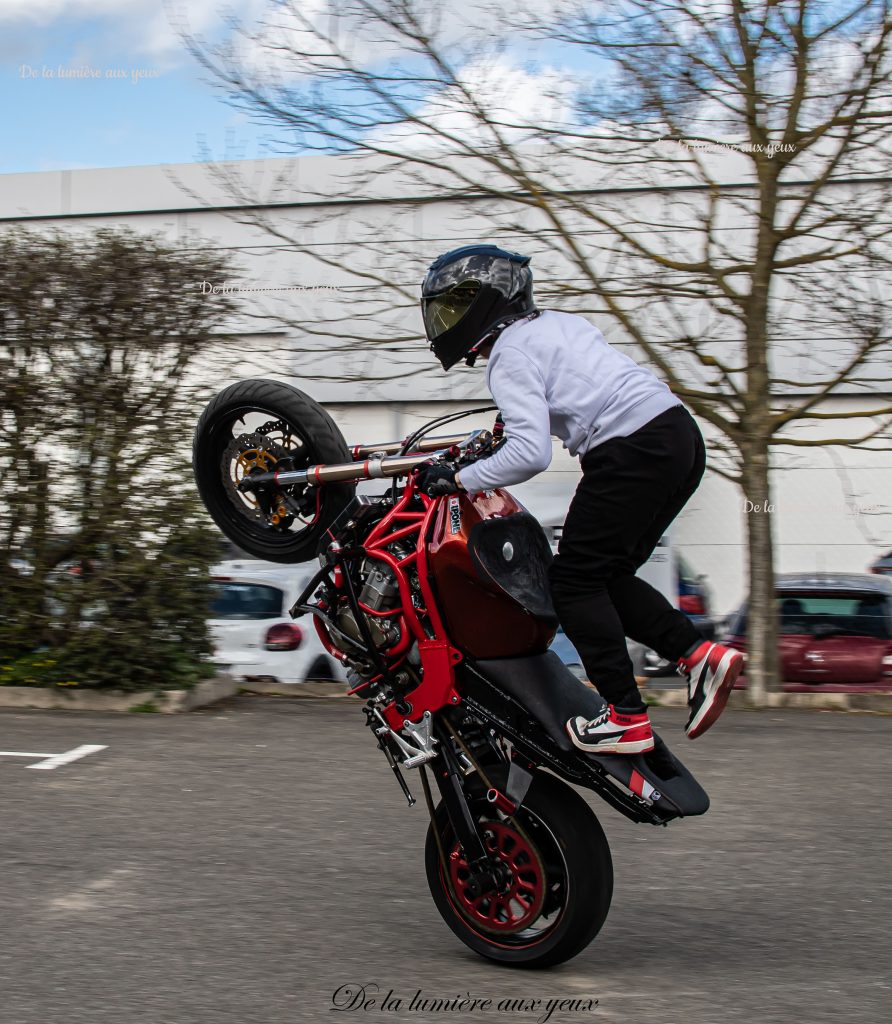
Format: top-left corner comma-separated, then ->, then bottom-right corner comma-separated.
468,651 -> 709,819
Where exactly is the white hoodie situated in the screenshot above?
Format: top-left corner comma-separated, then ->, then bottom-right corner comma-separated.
457,310 -> 680,494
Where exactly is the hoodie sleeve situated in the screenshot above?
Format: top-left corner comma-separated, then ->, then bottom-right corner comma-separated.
458,343 -> 552,493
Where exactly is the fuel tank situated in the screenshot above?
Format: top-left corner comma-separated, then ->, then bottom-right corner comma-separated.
427,489 -> 558,658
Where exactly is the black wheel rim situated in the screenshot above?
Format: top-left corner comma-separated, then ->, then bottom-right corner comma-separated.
204,403 -> 327,552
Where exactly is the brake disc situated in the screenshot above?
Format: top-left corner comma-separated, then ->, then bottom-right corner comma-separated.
222,430 -> 302,527
256,418 -> 305,450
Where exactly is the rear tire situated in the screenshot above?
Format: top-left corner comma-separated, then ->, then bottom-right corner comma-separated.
193,379 -> 355,563
424,767 -> 612,968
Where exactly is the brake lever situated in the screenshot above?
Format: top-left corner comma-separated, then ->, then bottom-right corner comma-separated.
455,429 -> 502,468
416,430 -> 494,471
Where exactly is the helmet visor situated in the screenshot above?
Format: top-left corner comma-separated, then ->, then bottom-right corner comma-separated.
422,281 -> 480,341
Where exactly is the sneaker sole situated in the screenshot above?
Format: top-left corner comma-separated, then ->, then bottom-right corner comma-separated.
686,649 -> 744,739
567,728 -> 655,755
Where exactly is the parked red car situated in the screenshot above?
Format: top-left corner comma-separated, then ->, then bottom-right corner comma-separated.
723,573 -> 892,692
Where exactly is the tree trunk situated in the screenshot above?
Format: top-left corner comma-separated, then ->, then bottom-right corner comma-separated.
740,439 -> 779,705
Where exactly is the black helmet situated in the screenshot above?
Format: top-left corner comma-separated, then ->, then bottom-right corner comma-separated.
421,244 -> 536,370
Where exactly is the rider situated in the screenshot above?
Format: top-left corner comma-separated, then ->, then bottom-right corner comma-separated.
415,244 -> 744,755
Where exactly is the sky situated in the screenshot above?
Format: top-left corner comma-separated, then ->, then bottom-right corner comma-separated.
0,0 -> 598,177
0,0 -> 277,174
0,1 -> 878,177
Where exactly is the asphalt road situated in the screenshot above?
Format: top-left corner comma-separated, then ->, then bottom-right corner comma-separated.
1,698 -> 889,1024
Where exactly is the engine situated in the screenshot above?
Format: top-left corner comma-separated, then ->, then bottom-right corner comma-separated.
335,558 -> 402,651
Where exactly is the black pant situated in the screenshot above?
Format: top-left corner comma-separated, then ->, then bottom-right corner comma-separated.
548,405 -> 705,707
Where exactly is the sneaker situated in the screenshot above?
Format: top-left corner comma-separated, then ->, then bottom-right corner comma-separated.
566,705 -> 655,755
678,641 -> 744,739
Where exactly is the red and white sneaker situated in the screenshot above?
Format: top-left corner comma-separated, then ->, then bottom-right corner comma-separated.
566,705 -> 655,755
678,641 -> 744,739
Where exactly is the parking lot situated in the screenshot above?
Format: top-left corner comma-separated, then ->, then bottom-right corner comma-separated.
1,698 -> 890,1024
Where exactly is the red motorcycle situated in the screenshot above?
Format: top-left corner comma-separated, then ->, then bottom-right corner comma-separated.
193,380 -> 708,968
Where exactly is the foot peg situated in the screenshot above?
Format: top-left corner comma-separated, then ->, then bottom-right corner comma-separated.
373,708 -> 438,769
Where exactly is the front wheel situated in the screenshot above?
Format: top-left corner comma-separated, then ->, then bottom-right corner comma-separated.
424,768 -> 613,968
193,379 -> 355,563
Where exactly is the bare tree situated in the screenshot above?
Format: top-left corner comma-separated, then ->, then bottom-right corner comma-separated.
185,0 -> 892,702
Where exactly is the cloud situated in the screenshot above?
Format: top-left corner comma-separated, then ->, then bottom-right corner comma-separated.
368,56 -> 580,151
0,0 -> 247,61
214,1 -> 568,84
0,0 -> 125,20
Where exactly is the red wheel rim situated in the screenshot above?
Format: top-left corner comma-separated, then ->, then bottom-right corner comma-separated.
448,821 -> 546,934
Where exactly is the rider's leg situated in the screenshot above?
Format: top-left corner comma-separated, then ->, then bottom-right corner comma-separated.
606,411 -> 706,661
609,570 -> 745,739
553,583 -> 644,709
550,406 -> 703,701
603,413 -> 743,739
550,407 -> 707,752
556,585 -> 656,755
608,574 -> 702,663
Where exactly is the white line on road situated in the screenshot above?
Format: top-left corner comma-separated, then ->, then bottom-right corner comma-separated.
0,752 -> 53,758
27,745 -> 108,770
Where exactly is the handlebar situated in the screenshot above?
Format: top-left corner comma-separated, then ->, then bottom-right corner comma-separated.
348,432 -> 473,459
238,429 -> 493,492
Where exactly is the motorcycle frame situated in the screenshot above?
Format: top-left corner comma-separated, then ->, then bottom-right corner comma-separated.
303,474 -> 466,733
290,451 -> 667,829
292,470 -> 522,876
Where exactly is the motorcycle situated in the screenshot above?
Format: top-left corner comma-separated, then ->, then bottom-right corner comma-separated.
193,379 -> 709,968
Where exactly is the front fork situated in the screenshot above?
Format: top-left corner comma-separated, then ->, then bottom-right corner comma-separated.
428,721 -> 498,893
368,706 -> 530,897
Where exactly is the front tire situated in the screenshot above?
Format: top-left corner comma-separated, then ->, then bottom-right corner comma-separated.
193,379 -> 355,563
424,768 -> 613,968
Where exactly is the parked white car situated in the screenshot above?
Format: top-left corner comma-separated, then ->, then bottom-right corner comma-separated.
208,560 -> 346,687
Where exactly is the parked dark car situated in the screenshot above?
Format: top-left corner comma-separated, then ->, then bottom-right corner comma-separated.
870,550 -> 892,577
724,573 -> 892,691
676,553 -> 714,634
639,555 -> 716,676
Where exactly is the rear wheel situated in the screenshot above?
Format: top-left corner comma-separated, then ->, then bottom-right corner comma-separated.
193,379 -> 355,563
424,768 -> 612,968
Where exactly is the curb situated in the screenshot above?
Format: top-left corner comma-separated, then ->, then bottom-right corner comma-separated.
0,675 -> 238,714
645,686 -> 892,713
5,673 -> 887,715
239,678 -> 350,699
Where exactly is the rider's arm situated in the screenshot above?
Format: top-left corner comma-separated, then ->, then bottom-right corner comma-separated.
456,344 -> 551,493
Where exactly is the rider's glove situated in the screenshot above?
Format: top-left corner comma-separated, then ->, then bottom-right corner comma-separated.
414,462 -> 462,497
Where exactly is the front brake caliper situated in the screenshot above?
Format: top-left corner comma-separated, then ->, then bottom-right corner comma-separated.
223,431 -> 297,526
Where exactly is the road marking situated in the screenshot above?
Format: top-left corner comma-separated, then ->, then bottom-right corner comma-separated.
27,745 -> 108,770
51,868 -> 132,912
0,751 -> 53,758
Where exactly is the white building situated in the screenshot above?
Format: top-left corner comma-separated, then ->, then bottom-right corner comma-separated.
1,156 -> 889,614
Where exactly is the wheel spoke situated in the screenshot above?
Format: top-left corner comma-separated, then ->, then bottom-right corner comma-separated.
447,819 -> 547,936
